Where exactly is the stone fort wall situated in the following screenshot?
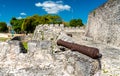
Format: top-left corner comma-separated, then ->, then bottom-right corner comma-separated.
32,24 -> 85,41
86,0 -> 120,47
35,24 -> 85,33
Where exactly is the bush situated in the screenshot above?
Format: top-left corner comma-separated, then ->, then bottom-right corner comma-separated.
22,42 -> 28,50
0,22 -> 8,32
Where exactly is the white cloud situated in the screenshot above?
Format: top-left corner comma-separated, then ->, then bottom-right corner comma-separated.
56,1 -> 63,3
17,16 -> 22,19
35,2 -> 42,7
20,12 -> 26,16
35,1 -> 71,14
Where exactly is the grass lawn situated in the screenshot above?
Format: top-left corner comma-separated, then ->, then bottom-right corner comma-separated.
0,37 -> 10,42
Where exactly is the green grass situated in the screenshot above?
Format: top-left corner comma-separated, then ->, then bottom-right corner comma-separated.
22,42 -> 28,50
0,37 -> 9,42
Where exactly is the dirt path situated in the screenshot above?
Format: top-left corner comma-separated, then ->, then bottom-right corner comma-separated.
0,33 -> 9,38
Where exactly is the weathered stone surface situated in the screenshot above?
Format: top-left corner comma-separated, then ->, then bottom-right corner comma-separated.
0,39 -> 100,76
84,0 -> 120,75
84,0 -> 120,76
73,36 -> 120,76
57,32 -> 74,43
36,40 -> 51,49
7,40 -> 27,53
28,40 -> 52,53
32,24 -> 61,41
0,24 -> 99,76
32,24 -> 85,41
86,0 -> 120,47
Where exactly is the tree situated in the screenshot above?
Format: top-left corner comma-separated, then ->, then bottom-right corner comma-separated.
10,14 -> 63,33
31,14 -> 41,26
63,21 -> 70,27
0,22 -> 8,32
10,17 -> 24,33
21,17 -> 34,33
69,19 -> 84,27
21,15 -> 41,33
21,14 -> 63,33
50,15 -> 62,24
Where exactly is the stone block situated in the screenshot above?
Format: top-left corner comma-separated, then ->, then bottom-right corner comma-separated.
57,32 -> 74,43
36,40 -> 51,49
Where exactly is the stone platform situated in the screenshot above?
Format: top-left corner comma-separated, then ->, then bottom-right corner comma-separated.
74,37 -> 120,76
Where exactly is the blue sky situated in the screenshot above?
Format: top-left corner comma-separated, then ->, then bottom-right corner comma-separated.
0,0 -> 107,25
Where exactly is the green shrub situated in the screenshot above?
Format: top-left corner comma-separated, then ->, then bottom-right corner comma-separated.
22,42 -> 28,50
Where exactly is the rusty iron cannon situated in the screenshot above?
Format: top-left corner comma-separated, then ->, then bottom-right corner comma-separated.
57,39 -> 102,59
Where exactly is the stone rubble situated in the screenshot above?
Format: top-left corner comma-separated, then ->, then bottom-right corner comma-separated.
0,40 -> 100,76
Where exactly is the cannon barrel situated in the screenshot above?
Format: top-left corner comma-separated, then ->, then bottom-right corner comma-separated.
57,39 -> 102,59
